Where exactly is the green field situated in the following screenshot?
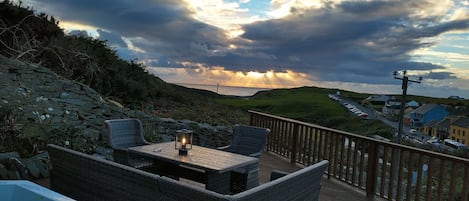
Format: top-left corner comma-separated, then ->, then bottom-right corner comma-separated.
218,87 -> 345,121
217,86 -> 395,138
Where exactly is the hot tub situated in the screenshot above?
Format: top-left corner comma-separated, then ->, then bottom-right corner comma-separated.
0,180 -> 74,201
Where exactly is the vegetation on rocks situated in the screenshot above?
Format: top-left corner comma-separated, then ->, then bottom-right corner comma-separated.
0,0 -> 246,126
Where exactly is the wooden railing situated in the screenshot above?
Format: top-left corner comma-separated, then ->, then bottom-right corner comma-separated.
249,110 -> 469,201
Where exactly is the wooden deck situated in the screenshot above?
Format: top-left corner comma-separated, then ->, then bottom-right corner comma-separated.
259,152 -> 379,201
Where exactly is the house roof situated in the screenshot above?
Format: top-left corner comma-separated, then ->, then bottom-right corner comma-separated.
406,100 -> 419,107
453,117 -> 469,128
412,103 -> 439,114
425,120 -> 439,128
367,95 -> 395,101
438,119 -> 451,129
385,105 -> 400,110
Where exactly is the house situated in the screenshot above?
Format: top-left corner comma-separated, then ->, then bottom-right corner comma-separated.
437,118 -> 452,139
448,96 -> 461,100
449,117 -> 469,146
367,94 -> 395,105
423,120 -> 439,137
382,99 -> 401,115
436,116 -> 465,140
404,114 -> 411,126
382,99 -> 418,115
409,103 -> 449,129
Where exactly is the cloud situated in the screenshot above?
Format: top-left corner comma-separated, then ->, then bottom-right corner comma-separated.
425,71 -> 456,79
97,29 -> 127,48
27,0 -> 229,62
213,0 -> 469,84
66,30 -> 89,37
20,0 -> 469,97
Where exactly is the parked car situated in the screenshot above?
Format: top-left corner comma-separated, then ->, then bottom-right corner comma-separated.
358,113 -> 368,118
427,136 -> 440,143
350,108 -> 360,113
443,139 -> 468,151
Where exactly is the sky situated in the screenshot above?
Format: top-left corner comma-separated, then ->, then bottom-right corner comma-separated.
16,0 -> 469,98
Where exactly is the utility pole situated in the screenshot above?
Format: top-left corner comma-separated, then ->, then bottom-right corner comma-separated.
390,71 -> 422,200
393,70 -> 422,143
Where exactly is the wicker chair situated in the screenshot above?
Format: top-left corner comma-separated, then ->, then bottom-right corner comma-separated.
105,118 -> 154,169
218,125 -> 271,157
48,143 -> 328,201
218,124 -> 270,193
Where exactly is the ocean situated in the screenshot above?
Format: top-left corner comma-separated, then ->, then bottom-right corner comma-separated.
175,83 -> 272,97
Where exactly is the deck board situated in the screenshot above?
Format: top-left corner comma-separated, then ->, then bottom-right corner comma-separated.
259,151 -> 379,201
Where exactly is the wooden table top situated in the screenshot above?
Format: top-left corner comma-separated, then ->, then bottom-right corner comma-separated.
128,142 -> 258,173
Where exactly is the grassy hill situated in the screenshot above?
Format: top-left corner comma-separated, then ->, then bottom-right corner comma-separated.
218,87 -> 345,121
217,87 -> 395,138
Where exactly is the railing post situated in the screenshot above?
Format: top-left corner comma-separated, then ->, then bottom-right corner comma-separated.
290,124 -> 299,164
366,141 -> 378,198
249,112 -> 254,126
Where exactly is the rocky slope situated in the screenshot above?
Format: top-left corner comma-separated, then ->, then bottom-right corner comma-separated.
0,55 -> 232,179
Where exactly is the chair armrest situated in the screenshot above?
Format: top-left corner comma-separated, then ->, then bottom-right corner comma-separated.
112,146 -> 127,152
217,145 -> 230,150
270,170 -> 289,181
248,151 -> 262,158
142,138 -> 152,145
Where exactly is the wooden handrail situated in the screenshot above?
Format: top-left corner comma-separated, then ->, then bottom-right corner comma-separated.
249,110 -> 469,200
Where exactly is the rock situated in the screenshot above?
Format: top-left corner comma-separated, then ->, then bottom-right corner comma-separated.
0,55 -> 234,176
159,117 -> 177,123
107,99 -> 124,108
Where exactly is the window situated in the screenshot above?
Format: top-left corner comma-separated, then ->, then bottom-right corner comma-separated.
463,131 -> 466,137
453,128 -> 456,133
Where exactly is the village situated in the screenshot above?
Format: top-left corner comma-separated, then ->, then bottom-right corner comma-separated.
329,93 -> 469,152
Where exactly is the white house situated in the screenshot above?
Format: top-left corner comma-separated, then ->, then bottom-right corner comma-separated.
366,95 -> 395,102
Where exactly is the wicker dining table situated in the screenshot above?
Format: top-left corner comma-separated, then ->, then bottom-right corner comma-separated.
128,141 -> 258,194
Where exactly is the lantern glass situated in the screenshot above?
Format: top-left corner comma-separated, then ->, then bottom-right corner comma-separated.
175,129 -> 193,155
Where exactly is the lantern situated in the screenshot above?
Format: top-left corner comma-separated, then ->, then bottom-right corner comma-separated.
175,129 -> 193,155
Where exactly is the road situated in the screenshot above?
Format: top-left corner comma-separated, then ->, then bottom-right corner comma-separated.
332,95 -> 432,143
331,95 -> 461,151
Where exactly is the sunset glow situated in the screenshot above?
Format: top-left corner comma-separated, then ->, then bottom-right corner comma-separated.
147,67 -> 312,89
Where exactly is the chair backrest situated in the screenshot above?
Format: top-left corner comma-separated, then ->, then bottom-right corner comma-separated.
227,125 -> 270,156
105,118 -> 147,149
231,160 -> 329,201
48,144 -> 162,201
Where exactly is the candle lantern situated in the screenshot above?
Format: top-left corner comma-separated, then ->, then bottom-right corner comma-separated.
175,129 -> 193,155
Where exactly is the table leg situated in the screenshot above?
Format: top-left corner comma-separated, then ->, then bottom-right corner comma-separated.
206,171 -> 231,194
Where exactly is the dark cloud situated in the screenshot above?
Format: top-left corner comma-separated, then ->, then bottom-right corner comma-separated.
97,29 -> 127,48
201,0 -> 468,84
66,30 -> 89,37
425,72 -> 456,80
29,0 -> 229,61
26,0 -> 469,86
